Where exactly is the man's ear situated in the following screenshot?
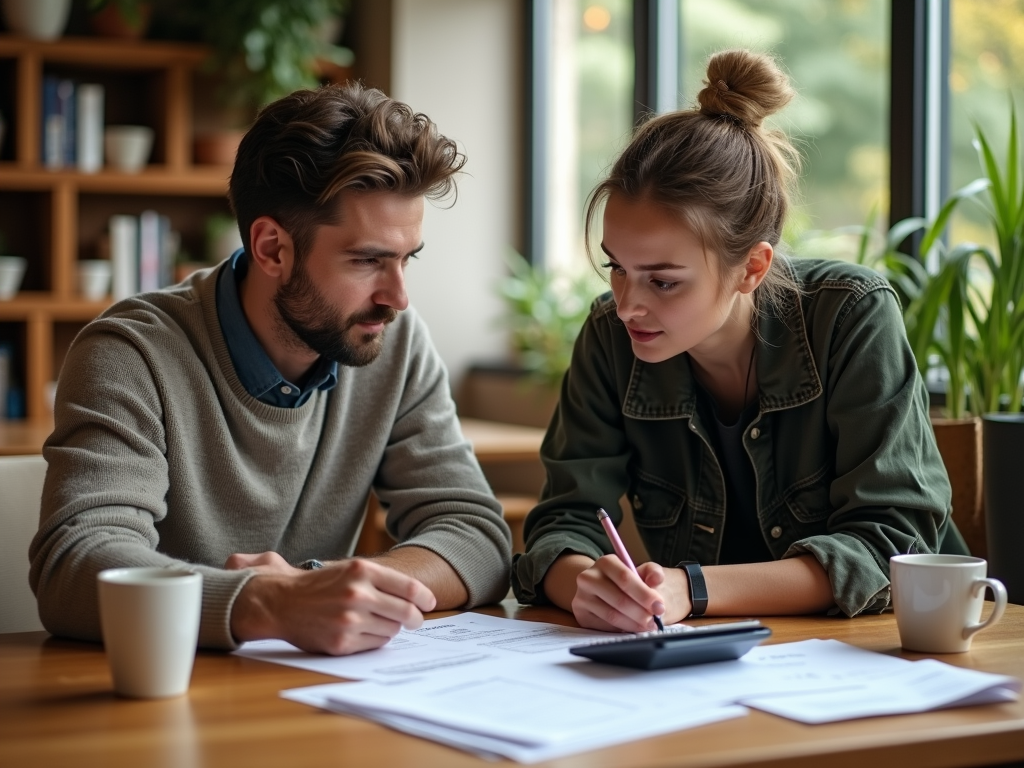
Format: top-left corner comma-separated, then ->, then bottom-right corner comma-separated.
737,241 -> 773,295
248,216 -> 295,281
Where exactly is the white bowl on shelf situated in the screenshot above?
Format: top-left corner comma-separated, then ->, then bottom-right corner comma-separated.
0,256 -> 26,300
77,259 -> 112,301
1,0 -> 72,41
104,125 -> 154,173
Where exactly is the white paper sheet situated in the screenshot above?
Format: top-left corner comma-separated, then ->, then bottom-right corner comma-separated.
744,658 -> 1021,723
234,613 -> 612,681
283,680 -> 746,763
260,615 -> 1021,763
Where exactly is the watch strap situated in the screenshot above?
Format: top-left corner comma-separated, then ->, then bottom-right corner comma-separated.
297,558 -> 324,571
677,561 -> 708,617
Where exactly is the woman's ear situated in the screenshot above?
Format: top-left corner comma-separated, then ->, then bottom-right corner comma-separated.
737,242 -> 773,295
248,216 -> 296,282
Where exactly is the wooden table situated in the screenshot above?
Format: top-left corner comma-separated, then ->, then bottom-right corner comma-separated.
0,419 -> 52,456
458,417 -> 545,463
0,417 -> 546,459
2,602 -> 1022,768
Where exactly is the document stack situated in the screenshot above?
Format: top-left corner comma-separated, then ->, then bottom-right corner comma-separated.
235,613 -> 1022,764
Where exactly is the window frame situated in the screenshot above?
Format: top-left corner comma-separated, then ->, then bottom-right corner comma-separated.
524,0 -> 953,266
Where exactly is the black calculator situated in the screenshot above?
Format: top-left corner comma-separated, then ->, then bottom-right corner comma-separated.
569,620 -> 771,670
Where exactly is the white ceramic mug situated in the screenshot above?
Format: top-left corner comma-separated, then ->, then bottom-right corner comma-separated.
97,567 -> 202,698
890,554 -> 1007,653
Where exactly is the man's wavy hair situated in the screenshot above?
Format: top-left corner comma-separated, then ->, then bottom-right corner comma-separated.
229,82 -> 465,260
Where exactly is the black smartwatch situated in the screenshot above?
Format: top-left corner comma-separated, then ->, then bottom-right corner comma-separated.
676,561 -> 708,618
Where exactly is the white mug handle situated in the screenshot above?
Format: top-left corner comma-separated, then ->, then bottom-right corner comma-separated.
963,577 -> 1008,640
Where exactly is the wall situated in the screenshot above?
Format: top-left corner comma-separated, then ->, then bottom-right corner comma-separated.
390,0 -> 522,388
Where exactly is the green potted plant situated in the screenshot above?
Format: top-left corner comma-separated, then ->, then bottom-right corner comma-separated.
789,189 -> 996,559
160,0 -> 353,164
498,251 -> 604,389
86,0 -> 153,39
897,104 -> 1024,590
459,252 -> 604,429
193,0 -> 352,111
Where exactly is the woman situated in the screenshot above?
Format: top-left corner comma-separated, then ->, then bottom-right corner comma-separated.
510,49 -> 966,633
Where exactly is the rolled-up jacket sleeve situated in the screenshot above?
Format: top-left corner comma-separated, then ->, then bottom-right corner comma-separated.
511,305 -> 631,605
783,286 -> 951,616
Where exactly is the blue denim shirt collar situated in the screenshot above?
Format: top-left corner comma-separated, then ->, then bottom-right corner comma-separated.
216,249 -> 338,408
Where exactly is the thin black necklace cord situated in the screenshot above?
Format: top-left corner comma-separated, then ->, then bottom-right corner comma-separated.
742,342 -> 756,408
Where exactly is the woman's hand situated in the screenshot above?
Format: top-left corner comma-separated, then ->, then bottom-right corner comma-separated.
543,554 -> 694,632
634,562 -> 692,625
571,555 -> 690,632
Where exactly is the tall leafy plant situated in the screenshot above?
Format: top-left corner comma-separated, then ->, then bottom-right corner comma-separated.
166,0 -> 353,114
903,105 -> 1024,418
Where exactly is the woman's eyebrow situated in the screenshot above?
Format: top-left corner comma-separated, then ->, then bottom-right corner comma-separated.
600,244 -> 686,271
636,262 -> 687,271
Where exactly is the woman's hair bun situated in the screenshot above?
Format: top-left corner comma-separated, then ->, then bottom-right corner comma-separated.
696,49 -> 794,128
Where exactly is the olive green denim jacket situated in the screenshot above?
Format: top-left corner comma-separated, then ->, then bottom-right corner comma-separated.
511,258 -> 966,617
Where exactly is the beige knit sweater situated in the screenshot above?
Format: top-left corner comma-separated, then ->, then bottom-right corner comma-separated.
29,265 -> 511,649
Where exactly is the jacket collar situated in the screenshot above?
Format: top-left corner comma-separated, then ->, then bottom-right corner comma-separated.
622,274 -> 822,421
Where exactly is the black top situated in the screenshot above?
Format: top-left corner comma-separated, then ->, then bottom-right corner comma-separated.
697,387 -> 773,565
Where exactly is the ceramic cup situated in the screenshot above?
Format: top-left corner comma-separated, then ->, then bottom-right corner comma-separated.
77,259 -> 112,300
1,0 -> 72,41
0,256 -> 27,300
104,125 -> 154,173
890,554 -> 1007,653
97,567 -> 202,698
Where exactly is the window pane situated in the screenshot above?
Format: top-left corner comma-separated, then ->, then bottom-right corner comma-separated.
679,0 -> 889,259
948,0 -> 1024,249
547,0 -> 634,272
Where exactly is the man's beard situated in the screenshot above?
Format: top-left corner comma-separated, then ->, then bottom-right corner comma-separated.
273,261 -> 397,368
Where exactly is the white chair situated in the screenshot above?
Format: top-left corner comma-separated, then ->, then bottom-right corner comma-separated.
0,455 -> 47,633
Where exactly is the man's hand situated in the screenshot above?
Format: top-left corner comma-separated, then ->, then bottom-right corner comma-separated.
229,557 -> 437,655
571,555 -> 691,632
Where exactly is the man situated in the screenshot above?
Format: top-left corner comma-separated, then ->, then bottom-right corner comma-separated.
29,84 -> 511,655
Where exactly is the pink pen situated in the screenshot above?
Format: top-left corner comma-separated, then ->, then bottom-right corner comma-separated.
596,508 -> 665,631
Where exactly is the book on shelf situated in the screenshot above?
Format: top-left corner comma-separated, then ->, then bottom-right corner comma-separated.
0,342 -> 22,420
0,342 -> 10,420
76,84 -> 104,173
109,212 -> 178,301
138,210 -> 161,293
41,78 -> 105,171
42,76 -> 63,169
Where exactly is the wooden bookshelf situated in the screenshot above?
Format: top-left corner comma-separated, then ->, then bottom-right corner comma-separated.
0,34 -> 232,422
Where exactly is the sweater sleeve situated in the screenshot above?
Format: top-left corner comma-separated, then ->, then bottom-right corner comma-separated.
373,312 -> 512,607
29,327 -> 255,649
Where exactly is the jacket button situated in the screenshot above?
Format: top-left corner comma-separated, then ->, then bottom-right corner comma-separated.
750,427 -> 760,439
633,494 -> 643,510
770,525 -> 783,539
